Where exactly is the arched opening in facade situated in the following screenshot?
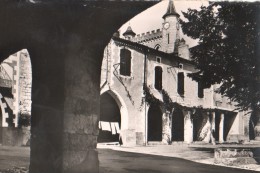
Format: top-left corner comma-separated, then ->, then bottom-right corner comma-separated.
98,92 -> 121,143
148,104 -> 162,141
214,112 -> 236,142
0,1 -> 159,172
215,113 -> 221,141
172,107 -> 184,141
193,111 -> 205,141
0,49 -> 32,146
154,44 -> 161,50
0,107 -> 2,144
224,112 -> 237,141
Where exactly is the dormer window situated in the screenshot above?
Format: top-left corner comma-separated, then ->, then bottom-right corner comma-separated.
120,49 -> 131,76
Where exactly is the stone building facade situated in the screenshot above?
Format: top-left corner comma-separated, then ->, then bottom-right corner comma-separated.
100,0 -> 249,146
0,49 -> 32,146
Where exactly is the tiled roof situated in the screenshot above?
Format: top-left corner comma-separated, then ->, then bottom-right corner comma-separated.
162,0 -> 179,19
123,26 -> 136,37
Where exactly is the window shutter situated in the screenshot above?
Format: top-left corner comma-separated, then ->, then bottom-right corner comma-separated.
120,49 -> 131,76
155,66 -> 162,90
177,72 -> 184,96
198,81 -> 204,98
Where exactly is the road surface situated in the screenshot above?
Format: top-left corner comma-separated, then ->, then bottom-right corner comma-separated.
98,149 -> 258,173
0,146 -> 258,173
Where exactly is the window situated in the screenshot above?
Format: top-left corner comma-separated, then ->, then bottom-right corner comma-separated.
156,57 -> 161,63
120,49 -> 131,76
167,33 -> 170,44
154,44 -> 161,50
177,72 -> 184,96
198,81 -> 204,98
155,66 -> 162,90
178,63 -> 183,69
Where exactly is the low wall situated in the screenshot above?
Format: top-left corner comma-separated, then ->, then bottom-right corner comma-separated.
214,147 -> 260,166
1,127 -> 30,146
226,134 -> 249,143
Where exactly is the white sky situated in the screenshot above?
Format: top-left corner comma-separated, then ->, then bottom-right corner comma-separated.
119,0 -> 209,48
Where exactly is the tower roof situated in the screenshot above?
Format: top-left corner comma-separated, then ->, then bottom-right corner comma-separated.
162,0 -> 180,19
123,26 -> 136,37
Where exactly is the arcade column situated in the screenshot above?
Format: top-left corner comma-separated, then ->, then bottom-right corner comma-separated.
183,110 -> 193,144
0,1 -> 160,173
219,113 -> 225,143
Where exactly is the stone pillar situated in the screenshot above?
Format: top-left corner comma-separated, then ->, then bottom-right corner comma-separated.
254,109 -> 260,141
29,47 -> 65,173
0,1 -> 159,173
162,111 -> 171,144
62,43 -> 101,173
209,112 -> 216,145
183,110 -> 193,144
219,113 -> 225,143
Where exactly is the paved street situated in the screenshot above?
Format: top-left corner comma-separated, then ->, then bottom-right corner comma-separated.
98,148 -> 258,173
0,146 -> 30,171
0,145 -> 259,173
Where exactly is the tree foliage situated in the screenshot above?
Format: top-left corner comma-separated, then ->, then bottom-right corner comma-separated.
180,2 -> 260,111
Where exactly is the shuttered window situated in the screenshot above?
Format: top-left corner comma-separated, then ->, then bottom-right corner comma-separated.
155,66 -> 162,90
177,72 -> 184,96
198,81 -> 204,98
120,49 -> 131,76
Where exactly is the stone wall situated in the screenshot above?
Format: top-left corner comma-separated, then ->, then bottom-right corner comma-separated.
1,127 -> 30,146
214,148 -> 258,166
162,112 -> 171,144
100,37 -> 245,145
2,54 -> 19,127
18,49 -> 32,119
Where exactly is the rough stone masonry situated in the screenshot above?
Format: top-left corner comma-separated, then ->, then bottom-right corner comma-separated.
0,1 -> 159,173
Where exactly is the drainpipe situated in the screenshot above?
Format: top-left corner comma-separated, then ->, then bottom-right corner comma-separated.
143,48 -> 148,145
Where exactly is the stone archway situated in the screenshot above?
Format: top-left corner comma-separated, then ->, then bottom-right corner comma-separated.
0,107 -> 2,144
98,92 -> 121,143
172,107 -> 184,141
193,110 -> 204,141
148,104 -> 162,141
0,49 -> 32,146
0,1 -> 159,173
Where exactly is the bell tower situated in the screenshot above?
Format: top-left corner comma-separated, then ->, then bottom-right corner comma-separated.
162,0 -> 180,53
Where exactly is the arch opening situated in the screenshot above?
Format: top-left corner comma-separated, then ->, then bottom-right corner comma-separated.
0,107 -> 2,144
98,92 -> 122,143
193,111 -> 205,141
172,107 -> 184,141
148,104 -> 162,141
154,44 -> 161,50
0,49 -> 32,146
